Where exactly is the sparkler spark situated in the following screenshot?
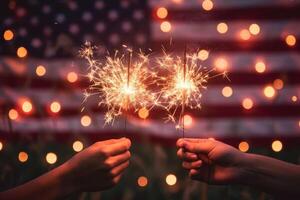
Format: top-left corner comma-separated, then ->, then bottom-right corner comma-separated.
80,42 -> 158,124
157,48 -> 228,130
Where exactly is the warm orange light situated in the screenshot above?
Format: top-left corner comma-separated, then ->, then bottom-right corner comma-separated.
214,57 -> 228,71
249,24 -> 260,35
197,49 -> 209,61
272,140 -> 283,152
18,151 -> 29,163
202,0 -> 213,11
217,22 -> 228,34
138,107 -> 149,119
81,115 -> 91,127
285,35 -> 296,46
222,86 -> 233,97
17,47 -> 28,58
240,29 -> 251,40
73,140 -> 84,152
298,120 -> 300,128
255,61 -> 266,73
238,141 -> 249,152
273,79 -> 284,90
3,29 -> 14,41
172,0 -> 183,3
8,109 -> 19,120
291,96 -> 298,102
67,72 -> 78,83
166,174 -> 177,186
242,98 -> 253,110
156,7 -> 168,19
0,142 -> 3,151
36,65 -> 46,76
160,21 -> 171,32
183,114 -> 193,127
137,176 -> 148,187
22,100 -> 33,113
50,101 -> 61,113
46,152 -> 57,164
263,85 -> 276,98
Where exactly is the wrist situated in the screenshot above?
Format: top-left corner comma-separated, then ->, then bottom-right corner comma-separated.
56,162 -> 80,196
236,153 -> 257,185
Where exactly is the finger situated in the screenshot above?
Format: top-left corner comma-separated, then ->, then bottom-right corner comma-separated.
104,151 -> 131,168
181,140 -> 213,154
110,161 -> 130,177
102,138 -> 131,156
182,160 -> 203,169
189,168 -> 209,183
177,148 -> 198,161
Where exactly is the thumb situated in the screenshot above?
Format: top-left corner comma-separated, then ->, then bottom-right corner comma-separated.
182,139 -> 213,154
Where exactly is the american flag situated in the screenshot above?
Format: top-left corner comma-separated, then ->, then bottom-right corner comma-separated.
1,0 -> 300,147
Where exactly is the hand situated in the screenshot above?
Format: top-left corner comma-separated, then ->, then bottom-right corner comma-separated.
177,138 -> 245,185
62,138 -> 131,192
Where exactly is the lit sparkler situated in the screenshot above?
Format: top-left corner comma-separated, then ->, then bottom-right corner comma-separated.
80,42 -> 158,125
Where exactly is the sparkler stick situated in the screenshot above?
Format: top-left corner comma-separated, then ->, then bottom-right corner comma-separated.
181,44 -> 187,138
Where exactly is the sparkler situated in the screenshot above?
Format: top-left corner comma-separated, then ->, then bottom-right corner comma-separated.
156,47 -> 228,136
80,42 -> 158,125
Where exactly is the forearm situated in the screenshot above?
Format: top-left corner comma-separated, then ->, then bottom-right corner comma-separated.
0,163 -> 76,200
239,153 -> 300,197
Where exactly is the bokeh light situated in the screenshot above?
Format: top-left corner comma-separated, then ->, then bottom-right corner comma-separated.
137,176 -> 148,187
165,174 -> 177,186
240,29 -> 251,40
138,107 -> 149,119
273,79 -> 284,90
46,152 -> 57,164
156,7 -> 168,19
222,86 -> 233,97
255,61 -> 266,73
18,151 -> 29,163
3,29 -> 14,41
242,98 -> 254,110
0,142 -> 3,151
36,65 -> 46,76
214,57 -> 228,71
81,115 -> 92,127
285,34 -> 296,46
183,114 -> 193,127
249,24 -> 260,35
67,71 -> 78,83
50,101 -> 61,113
291,96 -> 298,102
8,109 -> 19,120
263,85 -> 276,98
202,0 -> 213,11
238,141 -> 249,152
272,140 -> 283,152
217,22 -> 228,34
73,140 -> 84,152
22,100 -> 33,113
197,49 -> 209,61
17,46 -> 28,58
160,21 -> 171,32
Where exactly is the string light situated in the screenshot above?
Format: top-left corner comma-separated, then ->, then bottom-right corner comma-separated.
0,141 -> 3,151
183,114 -> 193,127
197,49 -> 209,61
8,109 -> 19,120
156,7 -> 168,19
214,57 -> 228,71
138,107 -> 149,119
285,34 -> 296,47
249,24 -> 260,35
263,85 -> 276,98
3,29 -> 14,41
46,152 -> 57,164
165,174 -> 177,186
272,140 -> 283,152
273,79 -> 284,90
255,61 -> 266,73
72,140 -> 84,152
291,96 -> 298,102
22,100 -> 33,113
222,86 -> 233,97
50,101 -> 61,113
137,176 -> 148,187
17,47 -> 28,58
67,71 -> 78,83
36,65 -> 46,76
217,22 -> 228,34
202,0 -> 213,11
242,98 -> 253,110
160,21 -> 171,32
238,141 -> 249,152
18,151 -> 29,163
81,115 -> 91,127
239,29 -> 251,40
